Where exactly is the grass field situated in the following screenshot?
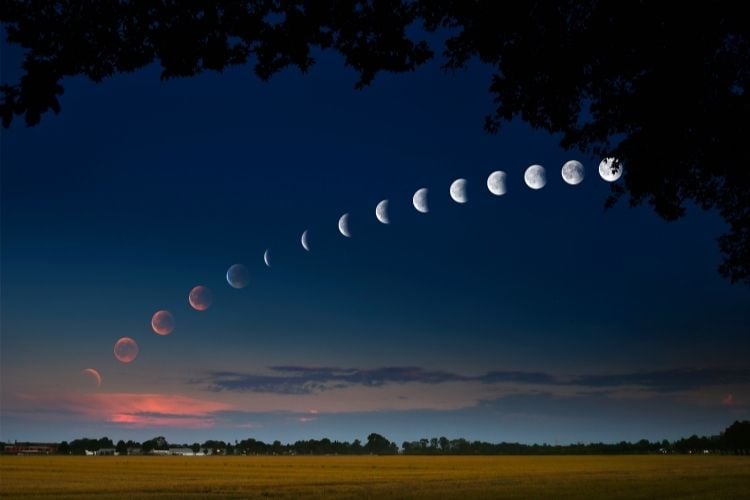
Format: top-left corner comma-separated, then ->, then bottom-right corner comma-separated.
1,455 -> 749,499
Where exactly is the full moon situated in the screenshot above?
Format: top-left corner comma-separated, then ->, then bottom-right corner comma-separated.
263,249 -> 271,267
449,178 -> 468,203
338,213 -> 351,237
151,310 -> 175,335
113,337 -> 139,363
375,199 -> 389,224
301,230 -> 310,251
81,368 -> 102,388
487,171 -> 507,196
599,157 -> 623,182
226,263 -> 249,289
189,285 -> 212,311
413,188 -> 429,213
561,160 -> 585,185
524,164 -> 546,190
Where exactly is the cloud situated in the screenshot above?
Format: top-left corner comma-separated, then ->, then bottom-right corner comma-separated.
196,365 -> 750,395
8,393 -> 233,428
201,366 -> 553,394
571,368 -> 750,392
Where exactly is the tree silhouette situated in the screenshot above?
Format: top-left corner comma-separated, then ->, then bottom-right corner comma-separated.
1,1 -> 748,282
115,440 -> 128,455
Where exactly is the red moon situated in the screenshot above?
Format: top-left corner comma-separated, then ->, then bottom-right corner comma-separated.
113,337 -> 139,363
151,310 -> 175,335
189,285 -> 212,311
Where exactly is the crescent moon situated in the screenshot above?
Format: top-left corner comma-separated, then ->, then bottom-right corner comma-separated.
524,164 -> 546,190
338,213 -> 351,238
301,230 -> 310,251
450,178 -> 468,203
598,157 -> 623,182
263,249 -> 271,267
412,188 -> 429,213
375,199 -> 389,224
561,160 -> 585,185
81,368 -> 102,388
226,263 -> 249,289
487,171 -> 507,196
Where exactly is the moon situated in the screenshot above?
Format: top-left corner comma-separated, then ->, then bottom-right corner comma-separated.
151,310 -> 175,336
487,171 -> 507,196
524,164 -> 546,190
113,337 -> 139,364
263,249 -> 271,267
81,368 -> 102,388
189,285 -> 213,311
375,199 -> 389,224
338,213 -> 351,238
450,178 -> 468,204
599,157 -> 623,182
561,160 -> 585,185
413,188 -> 429,213
226,263 -> 249,289
301,230 -> 310,251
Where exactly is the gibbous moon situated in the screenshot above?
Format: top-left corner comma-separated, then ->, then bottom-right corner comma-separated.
189,285 -> 212,311
338,213 -> 351,238
487,171 -> 507,196
263,249 -> 271,267
450,178 -> 468,204
524,164 -> 546,190
561,160 -> 585,185
81,368 -> 102,388
226,263 -> 249,289
301,230 -> 310,251
599,157 -> 623,182
151,310 -> 175,336
113,337 -> 139,363
413,188 -> 429,213
375,199 -> 389,224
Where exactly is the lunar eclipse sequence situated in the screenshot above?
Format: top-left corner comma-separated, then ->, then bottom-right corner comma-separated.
88,158 -> 623,386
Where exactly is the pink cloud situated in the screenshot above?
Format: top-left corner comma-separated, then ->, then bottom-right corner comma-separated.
722,393 -> 734,406
11,392 -> 233,428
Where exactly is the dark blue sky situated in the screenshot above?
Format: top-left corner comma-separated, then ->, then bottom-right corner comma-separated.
2,32 -> 748,445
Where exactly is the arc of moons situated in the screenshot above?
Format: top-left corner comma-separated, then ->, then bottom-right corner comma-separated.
413,188 -> 429,213
113,337 -> 139,363
81,368 -> 102,388
189,285 -> 213,311
338,213 -> 351,238
375,199 -> 389,224
449,178 -> 468,204
524,164 -> 546,190
487,171 -> 507,196
599,157 -> 623,182
561,160 -> 585,185
226,263 -> 249,289
264,249 -> 271,267
151,310 -> 175,336
301,230 -> 310,251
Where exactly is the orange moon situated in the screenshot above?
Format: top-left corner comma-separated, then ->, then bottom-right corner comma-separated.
151,310 -> 175,335
189,285 -> 212,311
113,337 -> 139,363
81,368 -> 102,388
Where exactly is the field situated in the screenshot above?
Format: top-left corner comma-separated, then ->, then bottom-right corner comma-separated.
1,455 -> 749,499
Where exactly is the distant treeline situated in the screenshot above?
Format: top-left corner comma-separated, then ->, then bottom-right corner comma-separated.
3,421 -> 749,456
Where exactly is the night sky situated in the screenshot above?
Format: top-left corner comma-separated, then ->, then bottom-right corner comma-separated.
2,31 -> 749,446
